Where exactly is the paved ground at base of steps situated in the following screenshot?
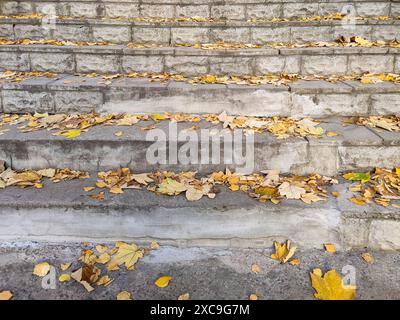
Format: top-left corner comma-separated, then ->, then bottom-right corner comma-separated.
1,242 -> 400,300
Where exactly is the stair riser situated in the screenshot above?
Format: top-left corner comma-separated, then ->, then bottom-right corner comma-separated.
1,79 -> 400,117
0,0 -> 396,20
1,46 -> 398,76
0,20 -> 398,44
0,132 -> 399,176
0,204 -> 399,250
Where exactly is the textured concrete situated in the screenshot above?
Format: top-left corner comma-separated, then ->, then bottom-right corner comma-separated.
0,18 -> 398,44
0,243 -> 400,300
0,45 -> 398,76
0,117 -> 398,175
0,0 -> 395,20
0,173 -> 399,249
1,75 -> 400,117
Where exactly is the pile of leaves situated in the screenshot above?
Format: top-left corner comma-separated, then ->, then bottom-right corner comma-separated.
352,115 -> 400,132
0,38 -> 113,46
249,13 -> 399,23
0,70 -> 57,82
0,112 -> 329,139
33,241 -> 158,295
87,168 -> 337,205
343,168 -> 400,207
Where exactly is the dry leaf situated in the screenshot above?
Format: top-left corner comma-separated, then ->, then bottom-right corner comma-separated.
251,264 -> 261,274
33,262 -> 50,277
178,293 -> 190,300
271,240 -> 297,264
117,291 -> 132,300
155,276 -> 172,288
0,291 -> 13,300
60,263 -> 71,271
249,294 -> 258,300
310,268 -> 356,300
324,244 -> 336,253
59,274 -> 71,282
361,253 -> 375,264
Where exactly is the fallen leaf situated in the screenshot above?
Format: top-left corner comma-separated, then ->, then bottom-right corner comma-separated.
324,243 -> 336,253
60,263 -> 71,271
107,242 -> 144,271
343,172 -> 371,183
278,182 -> 306,199
84,186 -> 95,192
155,276 -> 172,288
271,240 -> 297,264
178,293 -> 190,300
60,129 -> 81,139
289,259 -> 301,266
251,263 -> 261,274
249,294 -> 258,300
117,291 -> 132,300
33,262 -> 50,277
0,291 -> 13,300
310,268 -> 356,300
59,274 -> 71,282
361,252 -> 375,264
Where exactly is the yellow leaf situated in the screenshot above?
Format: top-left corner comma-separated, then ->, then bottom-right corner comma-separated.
97,275 -> 113,286
110,186 -> 124,194
97,253 -> 111,264
155,276 -> 172,288
396,167 -> 400,176
157,178 -> 187,195
150,240 -> 160,249
107,242 -> 144,271
310,269 -> 356,300
326,131 -> 338,137
229,184 -> 240,191
60,263 -> 71,271
60,129 -> 81,139
117,291 -> 132,300
343,172 -> 370,183
178,293 -> 190,300
33,262 -> 50,277
350,197 -> 367,206
0,291 -> 13,300
251,263 -> 261,274
332,191 -> 341,198
84,186 -> 95,192
151,113 -> 167,121
249,294 -> 258,300
96,245 -> 108,253
324,243 -> 336,253
289,259 -> 301,266
271,240 -> 297,264
59,274 -> 71,282
361,252 -> 375,264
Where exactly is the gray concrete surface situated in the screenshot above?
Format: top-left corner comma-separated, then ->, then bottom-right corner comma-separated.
0,0 -> 393,20
1,75 -> 399,117
0,44 -> 398,76
0,174 -> 399,249
0,116 -> 399,176
0,242 -> 399,300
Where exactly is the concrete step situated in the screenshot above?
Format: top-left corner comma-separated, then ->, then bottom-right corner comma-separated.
0,17 -> 398,45
1,44 -> 398,76
0,116 -> 399,176
0,0 -> 395,20
0,171 -> 399,250
1,74 -> 399,117
1,243 -> 400,299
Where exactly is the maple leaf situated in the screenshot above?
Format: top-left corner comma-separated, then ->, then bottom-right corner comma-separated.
271,240 -> 297,264
157,178 -> 187,195
107,242 -> 144,271
310,269 -> 356,300
278,182 -> 306,199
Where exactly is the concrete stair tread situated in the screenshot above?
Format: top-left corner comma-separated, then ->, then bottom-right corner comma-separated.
0,116 -> 399,175
0,170 -> 398,249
